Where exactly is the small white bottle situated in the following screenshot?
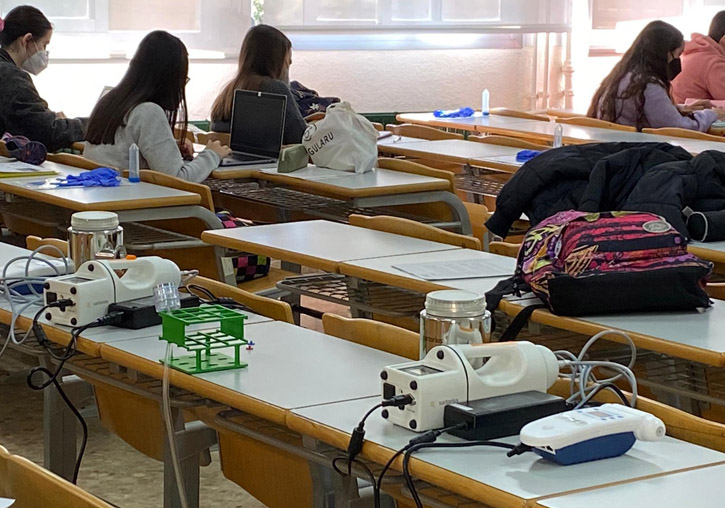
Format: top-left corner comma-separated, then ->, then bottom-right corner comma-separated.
481,89 -> 490,116
553,124 -> 563,148
128,143 -> 140,182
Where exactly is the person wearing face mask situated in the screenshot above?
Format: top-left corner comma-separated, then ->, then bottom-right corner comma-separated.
210,25 -> 306,144
588,20 -> 721,132
672,12 -> 725,103
0,6 -> 85,152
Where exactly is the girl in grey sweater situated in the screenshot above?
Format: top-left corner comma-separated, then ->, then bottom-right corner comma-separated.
588,20 -> 722,132
84,31 -> 230,182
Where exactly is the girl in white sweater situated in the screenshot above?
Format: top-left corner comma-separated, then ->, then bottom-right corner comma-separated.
84,31 -> 230,182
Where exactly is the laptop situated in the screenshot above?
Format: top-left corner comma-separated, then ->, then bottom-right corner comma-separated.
219,89 -> 287,167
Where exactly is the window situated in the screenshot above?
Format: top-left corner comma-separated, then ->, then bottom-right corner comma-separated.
0,0 -> 251,58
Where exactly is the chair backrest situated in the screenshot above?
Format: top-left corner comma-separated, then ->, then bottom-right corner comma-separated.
388,123 -> 463,141
26,236 -> 69,257
173,127 -> 196,143
557,117 -> 636,132
467,134 -> 551,150
489,107 -> 549,122
370,122 -> 384,131
377,157 -> 457,193
190,276 -> 294,323
349,213 -> 481,250
322,313 -> 420,359
0,140 -> 8,157
706,283 -> 725,300
71,142 -> 85,153
463,202 -> 490,247
139,169 -> 214,211
549,378 -> 725,453
642,127 -> 725,142
0,450 -> 114,508
304,112 -> 325,122
45,153 -> 112,170
488,241 -> 520,258
543,109 -> 586,118
196,131 -> 231,145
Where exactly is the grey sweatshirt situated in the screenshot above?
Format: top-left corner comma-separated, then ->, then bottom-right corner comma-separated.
84,103 -> 220,183
210,78 -> 307,144
604,72 -> 717,131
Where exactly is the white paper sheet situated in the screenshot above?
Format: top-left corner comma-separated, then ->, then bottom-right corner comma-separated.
392,258 -> 514,280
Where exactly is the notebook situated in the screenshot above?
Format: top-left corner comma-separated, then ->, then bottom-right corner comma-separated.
0,162 -> 58,178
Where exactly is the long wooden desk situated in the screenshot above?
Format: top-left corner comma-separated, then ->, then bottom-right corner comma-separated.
535,463 -> 725,508
289,396 -> 725,508
200,220 -> 461,273
376,138 -> 525,167
397,112 -> 725,154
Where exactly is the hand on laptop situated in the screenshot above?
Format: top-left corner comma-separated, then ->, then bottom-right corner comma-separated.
180,138 -> 195,160
207,140 -> 232,160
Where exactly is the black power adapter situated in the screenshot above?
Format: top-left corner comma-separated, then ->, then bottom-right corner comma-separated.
443,391 -> 569,441
108,293 -> 201,329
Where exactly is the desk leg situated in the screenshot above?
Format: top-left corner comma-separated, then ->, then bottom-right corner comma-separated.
43,374 -> 93,482
354,192 -> 471,235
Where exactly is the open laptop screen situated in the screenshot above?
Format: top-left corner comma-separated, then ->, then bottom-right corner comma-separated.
229,89 -> 287,159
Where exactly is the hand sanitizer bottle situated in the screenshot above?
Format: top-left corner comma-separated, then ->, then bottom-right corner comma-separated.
481,89 -> 490,116
553,124 -> 563,148
128,143 -> 140,182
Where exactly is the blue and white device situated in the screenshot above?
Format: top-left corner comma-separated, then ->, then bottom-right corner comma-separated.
519,404 -> 665,465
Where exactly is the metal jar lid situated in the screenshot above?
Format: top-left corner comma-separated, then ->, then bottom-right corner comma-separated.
424,290 -> 486,318
70,211 -> 120,231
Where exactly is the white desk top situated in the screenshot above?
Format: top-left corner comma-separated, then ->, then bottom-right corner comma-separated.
340,248 -> 516,295
293,397 -> 725,503
201,220 -> 460,272
536,463 -> 725,508
0,242 -> 68,278
397,112 -> 537,131
0,161 -> 199,210
377,139 -> 525,161
107,320 -> 404,409
376,134 -> 429,147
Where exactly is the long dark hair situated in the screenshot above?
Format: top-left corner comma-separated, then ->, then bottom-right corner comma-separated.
588,21 -> 684,130
0,5 -> 52,47
210,25 -> 291,123
86,30 -> 189,145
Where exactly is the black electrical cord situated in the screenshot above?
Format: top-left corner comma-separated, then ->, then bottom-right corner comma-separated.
402,441 -> 515,508
583,382 -> 632,408
182,284 -> 252,312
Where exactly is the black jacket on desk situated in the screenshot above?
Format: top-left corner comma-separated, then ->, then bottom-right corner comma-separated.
485,142 -> 725,239
0,48 -> 86,152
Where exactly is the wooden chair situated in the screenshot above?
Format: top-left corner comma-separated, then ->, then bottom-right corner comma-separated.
371,121 -> 384,131
322,313 -> 420,359
467,134 -> 550,151
0,140 -> 8,157
26,236 -> 69,257
0,445 -> 114,508
489,107 -> 549,122
196,131 -> 230,145
556,117 -> 636,132
542,109 -> 586,118
387,123 -> 463,141
706,283 -> 725,300
304,112 -> 325,122
349,214 -> 481,250
70,142 -> 85,153
463,202 -> 490,247
548,379 -> 725,453
642,127 -> 725,142
45,152 -> 112,170
488,241 -> 520,258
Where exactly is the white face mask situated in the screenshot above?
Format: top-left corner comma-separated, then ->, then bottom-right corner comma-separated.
22,42 -> 49,75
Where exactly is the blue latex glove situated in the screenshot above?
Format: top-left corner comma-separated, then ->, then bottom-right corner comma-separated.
58,168 -> 121,187
433,107 -> 475,118
516,150 -> 543,162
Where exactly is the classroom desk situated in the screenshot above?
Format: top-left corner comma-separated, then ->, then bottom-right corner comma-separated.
100,320 -> 405,424
535,463 -> 725,508
339,248 -> 516,296
200,219 -> 461,273
376,134 -> 429,148
289,396 -> 725,508
396,112 -> 537,133
398,112 -> 725,154
374,138 -> 524,167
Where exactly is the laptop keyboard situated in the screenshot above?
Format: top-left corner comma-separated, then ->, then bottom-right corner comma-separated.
229,152 -> 270,162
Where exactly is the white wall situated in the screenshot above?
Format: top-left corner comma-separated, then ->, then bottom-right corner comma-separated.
34,46 -> 534,121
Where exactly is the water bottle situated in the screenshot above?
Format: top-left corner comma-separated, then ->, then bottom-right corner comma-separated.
553,124 -> 563,148
481,89 -> 490,116
128,143 -> 140,182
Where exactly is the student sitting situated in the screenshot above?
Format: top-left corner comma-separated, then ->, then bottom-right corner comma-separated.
0,6 -> 85,152
672,11 -> 725,103
84,31 -> 230,183
210,25 -> 307,144
588,21 -> 720,132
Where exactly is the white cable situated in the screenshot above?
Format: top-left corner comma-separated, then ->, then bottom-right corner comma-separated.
555,329 -> 638,409
162,343 -> 189,508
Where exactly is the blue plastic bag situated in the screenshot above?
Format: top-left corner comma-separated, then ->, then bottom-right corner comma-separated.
516,150 -> 543,163
433,107 -> 475,118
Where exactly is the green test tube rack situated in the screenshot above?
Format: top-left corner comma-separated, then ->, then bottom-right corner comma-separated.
158,304 -> 249,374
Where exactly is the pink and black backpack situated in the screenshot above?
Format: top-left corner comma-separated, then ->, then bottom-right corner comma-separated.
486,210 -> 712,323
